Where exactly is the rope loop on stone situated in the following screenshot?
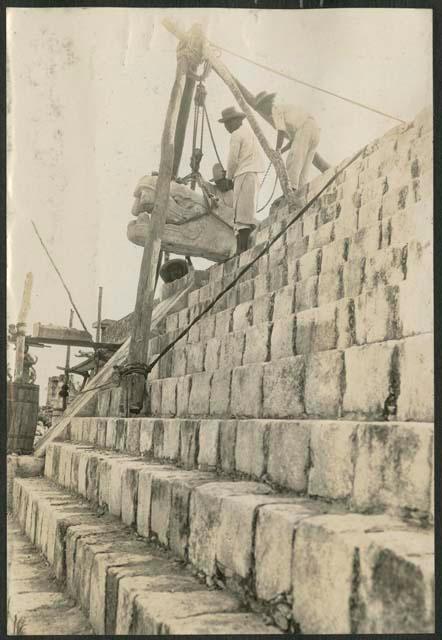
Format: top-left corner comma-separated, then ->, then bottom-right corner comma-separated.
114,362 -> 149,381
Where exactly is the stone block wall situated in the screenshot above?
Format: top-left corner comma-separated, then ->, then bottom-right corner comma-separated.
131,107 -> 432,424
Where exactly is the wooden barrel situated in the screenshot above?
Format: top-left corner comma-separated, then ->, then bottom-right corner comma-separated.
7,382 -> 39,454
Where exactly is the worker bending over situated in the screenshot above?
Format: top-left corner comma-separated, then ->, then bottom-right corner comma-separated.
235,79 -> 322,190
219,106 -> 265,254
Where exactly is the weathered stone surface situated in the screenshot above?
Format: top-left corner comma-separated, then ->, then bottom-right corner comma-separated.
218,332 -> 245,369
305,350 -> 344,417
343,342 -> 397,419
321,238 -> 347,273
398,278 -> 433,337
342,257 -> 363,298
199,315 -> 216,342
197,420 -> 220,470
267,420 -> 311,491
396,334 -> 433,422
160,378 -> 176,417
243,322 -> 271,364
294,276 -> 318,312
188,481 -> 271,575
356,527 -> 434,633
179,420 -> 199,469
231,364 -> 263,418
186,342 -> 205,374
204,337 -> 220,371
125,419 -> 140,455
149,469 -> 184,546
348,224 -> 381,262
232,301 -> 253,332
162,419 -> 181,461
296,304 -> 337,354
121,463 -> 146,526
209,368 -> 232,416
252,292 -> 273,324
215,308 -> 233,337
318,268 -> 343,306
354,285 -> 400,345
139,419 -> 154,457
171,345 -> 187,377
308,421 -> 357,500
263,356 -> 305,418
273,285 -> 295,319
149,380 -> 162,415
292,513 -> 410,634
364,245 -> 406,291
235,420 -> 268,479
114,418 -> 127,452
219,420 -> 237,472
297,248 -> 322,281
271,316 -> 296,360
164,612 -> 281,635
125,587 -> 241,635
352,421 -> 433,514
176,375 -> 191,417
188,372 -> 212,416
255,501 -> 322,601
216,494 -> 296,580
253,273 -> 269,298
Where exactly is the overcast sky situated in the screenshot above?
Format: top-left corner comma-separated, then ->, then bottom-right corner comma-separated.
7,7 -> 432,398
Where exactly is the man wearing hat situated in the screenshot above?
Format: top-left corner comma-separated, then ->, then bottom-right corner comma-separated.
235,80 -> 321,192
203,162 -> 234,209
219,106 -> 265,254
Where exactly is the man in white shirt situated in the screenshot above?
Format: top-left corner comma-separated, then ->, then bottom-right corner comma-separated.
219,106 -> 265,254
234,79 -> 322,190
253,91 -> 320,191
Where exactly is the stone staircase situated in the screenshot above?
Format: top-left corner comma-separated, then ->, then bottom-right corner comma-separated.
9,106 -> 434,634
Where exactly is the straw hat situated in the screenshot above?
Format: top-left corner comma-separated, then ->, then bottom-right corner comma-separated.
255,91 -> 277,109
218,106 -> 246,123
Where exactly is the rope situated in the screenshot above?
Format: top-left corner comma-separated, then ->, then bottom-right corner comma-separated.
203,104 -> 224,168
147,142 -> 368,373
257,174 -> 278,214
31,220 -> 90,335
210,43 -> 406,125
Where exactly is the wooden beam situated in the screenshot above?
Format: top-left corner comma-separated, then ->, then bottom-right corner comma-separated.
163,19 -> 296,210
173,76 -> 197,178
23,336 -> 121,350
124,26 -> 202,414
62,309 -> 74,410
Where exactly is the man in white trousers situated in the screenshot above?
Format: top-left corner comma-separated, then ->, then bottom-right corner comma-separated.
219,106 -> 265,254
235,80 -> 321,191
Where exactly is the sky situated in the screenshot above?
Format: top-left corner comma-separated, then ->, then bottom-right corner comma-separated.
7,7 -> 432,399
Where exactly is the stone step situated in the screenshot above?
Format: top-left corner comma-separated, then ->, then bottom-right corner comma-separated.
150,233 -> 431,377
59,418 -> 433,520
13,465 -> 434,634
145,333 -> 433,423
11,477 -> 281,635
7,517 -> 93,635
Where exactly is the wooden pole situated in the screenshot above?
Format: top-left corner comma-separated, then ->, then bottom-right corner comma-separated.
172,76 -> 196,178
95,286 -> 103,343
62,309 -> 74,410
124,25 -> 203,415
162,19 -> 296,211
14,272 -> 33,381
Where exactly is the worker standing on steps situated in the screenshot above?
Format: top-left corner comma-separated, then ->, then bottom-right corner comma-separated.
219,106 -> 265,254
235,79 -> 321,190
